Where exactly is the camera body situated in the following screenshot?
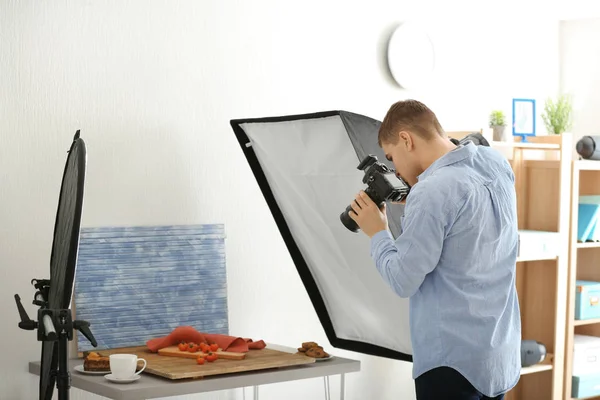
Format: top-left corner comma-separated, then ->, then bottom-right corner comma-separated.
340,132 -> 490,233
340,155 -> 409,232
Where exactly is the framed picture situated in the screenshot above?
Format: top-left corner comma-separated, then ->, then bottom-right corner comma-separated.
512,98 -> 536,142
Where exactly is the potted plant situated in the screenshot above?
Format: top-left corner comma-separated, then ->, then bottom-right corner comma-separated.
541,94 -> 573,134
489,110 -> 507,141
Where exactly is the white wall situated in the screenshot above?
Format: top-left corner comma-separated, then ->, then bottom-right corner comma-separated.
1,1 -> 561,399
560,17 -> 600,144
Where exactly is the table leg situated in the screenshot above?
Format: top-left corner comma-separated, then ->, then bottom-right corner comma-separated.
340,373 -> 346,400
323,376 -> 331,400
253,385 -> 259,400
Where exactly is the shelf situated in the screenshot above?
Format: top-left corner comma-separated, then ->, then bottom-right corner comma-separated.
451,132 -> 570,400
521,353 -> 554,375
517,255 -> 558,263
491,141 -> 561,150
577,242 -> 600,249
574,318 -> 600,326
568,150 -> 600,400
575,160 -> 600,171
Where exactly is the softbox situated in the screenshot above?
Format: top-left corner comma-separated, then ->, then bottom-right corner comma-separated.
231,111 -> 413,361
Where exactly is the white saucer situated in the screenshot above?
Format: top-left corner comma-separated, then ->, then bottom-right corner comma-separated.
74,365 -> 110,375
104,374 -> 141,384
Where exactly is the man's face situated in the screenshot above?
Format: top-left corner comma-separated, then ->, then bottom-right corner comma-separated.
381,134 -> 420,187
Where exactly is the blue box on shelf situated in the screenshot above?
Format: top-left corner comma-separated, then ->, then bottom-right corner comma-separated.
572,372 -> 600,398
578,196 -> 600,242
575,280 -> 600,320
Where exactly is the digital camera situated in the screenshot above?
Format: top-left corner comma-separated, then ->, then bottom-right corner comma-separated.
340,132 -> 490,233
340,155 -> 409,232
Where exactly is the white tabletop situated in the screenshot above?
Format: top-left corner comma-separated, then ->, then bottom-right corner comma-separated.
28,344 -> 361,400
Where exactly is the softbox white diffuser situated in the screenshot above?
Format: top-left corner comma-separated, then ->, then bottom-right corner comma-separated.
231,111 -> 413,361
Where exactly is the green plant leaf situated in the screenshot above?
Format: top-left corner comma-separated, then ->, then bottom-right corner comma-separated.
489,110 -> 506,127
541,94 -> 573,134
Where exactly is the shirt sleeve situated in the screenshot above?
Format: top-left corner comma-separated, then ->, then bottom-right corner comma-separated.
370,204 -> 446,298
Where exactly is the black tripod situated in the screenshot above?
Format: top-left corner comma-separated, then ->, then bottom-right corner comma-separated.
15,279 -> 97,400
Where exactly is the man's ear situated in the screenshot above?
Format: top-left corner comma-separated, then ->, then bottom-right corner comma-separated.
398,131 -> 413,151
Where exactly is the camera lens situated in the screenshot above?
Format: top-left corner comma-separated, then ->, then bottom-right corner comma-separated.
340,205 -> 359,232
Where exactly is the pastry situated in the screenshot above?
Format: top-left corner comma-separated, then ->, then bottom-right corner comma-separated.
83,351 -> 110,371
298,342 -> 330,358
306,347 -> 329,358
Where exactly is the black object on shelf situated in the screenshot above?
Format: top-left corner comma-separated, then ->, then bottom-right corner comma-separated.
521,339 -> 547,367
14,131 -> 97,400
576,136 -> 600,160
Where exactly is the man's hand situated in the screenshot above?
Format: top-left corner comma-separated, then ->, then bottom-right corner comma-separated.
349,191 -> 389,237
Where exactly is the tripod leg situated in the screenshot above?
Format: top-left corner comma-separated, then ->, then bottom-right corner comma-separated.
57,334 -> 71,400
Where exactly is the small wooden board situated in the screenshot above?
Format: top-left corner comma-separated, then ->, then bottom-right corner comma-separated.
87,346 -> 315,380
158,345 -> 245,360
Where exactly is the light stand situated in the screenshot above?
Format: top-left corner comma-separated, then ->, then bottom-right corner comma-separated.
14,131 -> 96,400
15,289 -> 97,400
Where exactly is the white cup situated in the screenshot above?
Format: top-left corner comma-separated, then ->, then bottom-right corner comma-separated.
109,354 -> 147,379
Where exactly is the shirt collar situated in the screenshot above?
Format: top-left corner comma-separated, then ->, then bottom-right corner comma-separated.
417,141 -> 477,182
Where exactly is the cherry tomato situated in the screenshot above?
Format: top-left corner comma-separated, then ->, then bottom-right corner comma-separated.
188,344 -> 199,353
196,357 -> 205,365
206,353 -> 218,362
178,342 -> 188,351
210,343 -> 219,352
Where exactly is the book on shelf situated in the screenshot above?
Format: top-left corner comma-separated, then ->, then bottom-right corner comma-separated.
578,196 -> 600,243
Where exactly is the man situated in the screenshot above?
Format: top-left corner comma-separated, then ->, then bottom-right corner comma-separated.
348,99 -> 521,400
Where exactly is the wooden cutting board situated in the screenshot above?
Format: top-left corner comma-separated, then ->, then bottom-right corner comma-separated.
158,345 -> 246,360
88,345 -> 315,380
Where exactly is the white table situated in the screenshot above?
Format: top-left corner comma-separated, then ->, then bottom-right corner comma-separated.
28,345 -> 360,400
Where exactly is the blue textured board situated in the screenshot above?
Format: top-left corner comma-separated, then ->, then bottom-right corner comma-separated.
73,224 -> 228,352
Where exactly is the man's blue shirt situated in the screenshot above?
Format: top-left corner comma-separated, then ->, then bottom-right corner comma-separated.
370,141 -> 521,397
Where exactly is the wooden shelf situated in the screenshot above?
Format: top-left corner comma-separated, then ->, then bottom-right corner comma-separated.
491,141 -> 561,150
575,160 -> 600,171
517,255 -> 558,263
521,353 -> 554,375
565,156 -> 600,400
576,242 -> 600,248
447,132 -> 572,400
574,318 -> 600,326
521,363 -> 553,375
511,135 -> 570,398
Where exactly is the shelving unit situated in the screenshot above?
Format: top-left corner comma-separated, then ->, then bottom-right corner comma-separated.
502,134 -> 571,400
448,132 -> 572,400
564,159 -> 600,400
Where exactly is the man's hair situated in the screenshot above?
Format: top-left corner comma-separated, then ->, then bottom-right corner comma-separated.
378,99 -> 445,146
